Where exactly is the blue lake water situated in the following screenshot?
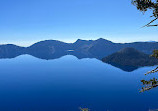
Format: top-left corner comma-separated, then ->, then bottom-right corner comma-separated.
0,55 -> 158,111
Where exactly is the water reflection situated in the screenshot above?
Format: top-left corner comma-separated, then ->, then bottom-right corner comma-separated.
0,53 -> 158,111
0,50 -> 146,72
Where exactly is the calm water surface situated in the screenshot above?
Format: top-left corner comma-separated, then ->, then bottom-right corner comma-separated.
0,55 -> 158,111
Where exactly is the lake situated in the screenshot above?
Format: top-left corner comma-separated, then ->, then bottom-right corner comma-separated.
0,55 -> 158,111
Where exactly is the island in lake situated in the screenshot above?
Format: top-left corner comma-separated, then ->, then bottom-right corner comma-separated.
0,38 -> 158,72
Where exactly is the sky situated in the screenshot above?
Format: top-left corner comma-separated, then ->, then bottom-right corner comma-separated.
0,0 -> 157,46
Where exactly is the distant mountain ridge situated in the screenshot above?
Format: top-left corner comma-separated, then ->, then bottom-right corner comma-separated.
0,38 -> 158,72
0,38 -> 158,60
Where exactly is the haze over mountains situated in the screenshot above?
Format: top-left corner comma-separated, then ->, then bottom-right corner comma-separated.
0,38 -> 158,71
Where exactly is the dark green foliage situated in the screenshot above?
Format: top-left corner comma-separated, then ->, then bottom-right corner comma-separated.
79,107 -> 90,111
140,50 -> 158,92
132,1 -> 158,92
144,50 -> 158,75
140,78 -> 158,92
151,49 -> 158,58
132,0 -> 158,27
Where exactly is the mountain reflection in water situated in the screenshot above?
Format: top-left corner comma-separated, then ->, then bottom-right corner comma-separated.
0,50 -> 143,72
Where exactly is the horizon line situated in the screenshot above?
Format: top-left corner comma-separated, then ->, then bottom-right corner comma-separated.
0,38 -> 157,47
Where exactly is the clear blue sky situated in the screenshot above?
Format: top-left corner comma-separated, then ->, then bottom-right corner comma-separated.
0,0 -> 157,46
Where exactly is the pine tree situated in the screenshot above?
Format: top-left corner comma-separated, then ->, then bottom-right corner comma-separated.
132,0 -> 158,27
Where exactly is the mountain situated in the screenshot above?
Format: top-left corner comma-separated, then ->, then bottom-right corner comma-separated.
146,41 -> 157,43
27,40 -> 70,53
0,39 -> 158,71
25,40 -> 70,59
0,38 -> 158,60
0,44 -> 25,58
88,38 -> 120,58
102,47 -> 158,67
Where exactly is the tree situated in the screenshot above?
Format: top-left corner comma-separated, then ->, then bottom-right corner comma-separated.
132,0 -> 158,92
132,0 -> 158,27
139,50 -> 158,92
79,107 -> 90,111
